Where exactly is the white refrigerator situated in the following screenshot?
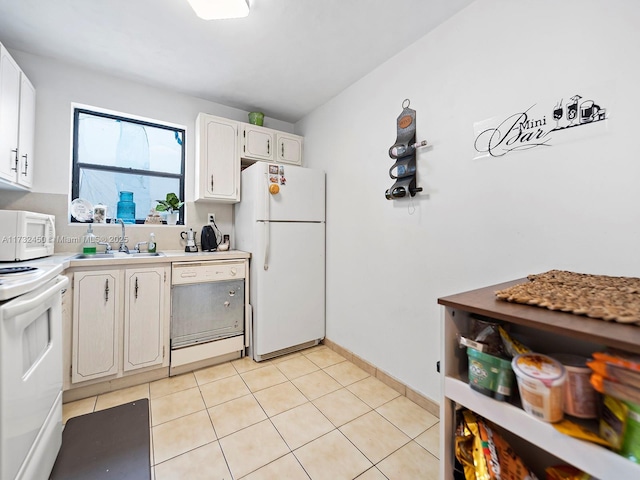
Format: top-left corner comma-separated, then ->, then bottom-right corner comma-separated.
234,162 -> 325,361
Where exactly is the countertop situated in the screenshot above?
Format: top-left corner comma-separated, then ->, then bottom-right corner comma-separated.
1,250 -> 251,271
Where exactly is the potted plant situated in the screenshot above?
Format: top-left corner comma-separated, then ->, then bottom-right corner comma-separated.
155,193 -> 184,225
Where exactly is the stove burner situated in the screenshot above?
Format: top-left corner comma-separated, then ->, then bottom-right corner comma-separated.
0,266 -> 39,276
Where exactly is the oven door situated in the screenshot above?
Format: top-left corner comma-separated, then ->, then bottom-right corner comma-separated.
171,279 -> 245,349
0,275 -> 68,480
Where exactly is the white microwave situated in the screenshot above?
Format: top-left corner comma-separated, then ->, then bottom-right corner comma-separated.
0,210 -> 56,262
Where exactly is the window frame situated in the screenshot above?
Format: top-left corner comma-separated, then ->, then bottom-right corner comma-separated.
71,106 -> 186,225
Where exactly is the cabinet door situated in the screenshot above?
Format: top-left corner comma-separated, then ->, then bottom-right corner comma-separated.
17,74 -> 35,188
0,45 -> 21,183
72,270 -> 120,383
123,267 -> 167,371
195,113 -> 240,203
276,132 -> 303,165
242,124 -> 275,161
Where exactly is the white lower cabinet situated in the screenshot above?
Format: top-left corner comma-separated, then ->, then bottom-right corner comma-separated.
439,280 -> 640,480
71,269 -> 121,383
71,265 -> 169,385
123,267 -> 166,371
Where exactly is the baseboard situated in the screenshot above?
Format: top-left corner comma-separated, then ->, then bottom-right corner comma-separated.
321,338 -> 440,418
63,368 -> 168,403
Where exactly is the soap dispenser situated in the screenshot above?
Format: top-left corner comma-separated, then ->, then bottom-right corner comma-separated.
83,224 -> 97,255
148,233 -> 157,253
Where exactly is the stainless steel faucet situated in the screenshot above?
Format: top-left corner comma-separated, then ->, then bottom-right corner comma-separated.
117,219 -> 129,253
97,241 -> 112,253
133,241 -> 148,253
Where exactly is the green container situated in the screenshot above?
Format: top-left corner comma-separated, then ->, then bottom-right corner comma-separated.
467,347 -> 514,401
248,111 -> 264,126
621,400 -> 640,464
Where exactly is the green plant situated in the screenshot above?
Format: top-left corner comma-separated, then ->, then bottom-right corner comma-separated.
155,193 -> 184,213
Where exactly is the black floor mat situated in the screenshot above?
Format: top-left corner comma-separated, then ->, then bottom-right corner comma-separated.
50,398 -> 150,480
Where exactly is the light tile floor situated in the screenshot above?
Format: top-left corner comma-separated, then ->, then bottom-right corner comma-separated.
62,345 -> 440,480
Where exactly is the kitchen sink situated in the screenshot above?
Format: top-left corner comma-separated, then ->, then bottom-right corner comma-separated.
72,252 -> 164,260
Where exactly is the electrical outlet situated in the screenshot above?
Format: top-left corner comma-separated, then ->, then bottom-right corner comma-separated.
208,213 -> 215,225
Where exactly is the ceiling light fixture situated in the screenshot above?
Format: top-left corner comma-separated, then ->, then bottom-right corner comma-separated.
187,0 -> 250,20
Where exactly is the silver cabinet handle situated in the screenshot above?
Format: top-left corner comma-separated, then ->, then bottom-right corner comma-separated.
11,149 -> 18,171
135,277 -> 139,299
224,301 -> 230,307
267,139 -> 270,154
281,142 -> 284,158
21,153 -> 28,176
105,279 -> 109,302
211,175 -> 214,190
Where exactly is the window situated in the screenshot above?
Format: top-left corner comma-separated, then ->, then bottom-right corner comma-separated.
71,107 -> 186,224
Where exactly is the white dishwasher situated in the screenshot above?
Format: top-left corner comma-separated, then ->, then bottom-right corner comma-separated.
169,260 -> 247,374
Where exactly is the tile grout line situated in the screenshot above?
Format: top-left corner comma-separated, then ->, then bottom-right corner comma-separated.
228,351 -> 370,478
272,356 -> 376,479
76,346 -> 438,478
236,358 -> 316,478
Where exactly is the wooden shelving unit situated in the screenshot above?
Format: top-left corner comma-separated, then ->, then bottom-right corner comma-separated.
438,279 -> 640,480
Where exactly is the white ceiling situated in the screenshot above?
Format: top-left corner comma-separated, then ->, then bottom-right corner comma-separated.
0,0 -> 474,123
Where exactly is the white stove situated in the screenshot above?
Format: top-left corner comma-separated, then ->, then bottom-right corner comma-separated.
0,261 -> 68,480
0,263 -> 63,301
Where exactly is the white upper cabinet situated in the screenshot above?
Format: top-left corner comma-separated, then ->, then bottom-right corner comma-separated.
195,112 -> 305,202
0,43 -> 36,190
276,132 -> 303,166
240,123 -> 304,165
195,113 -> 240,203
17,75 -> 35,188
240,123 -> 275,162
0,44 -> 21,185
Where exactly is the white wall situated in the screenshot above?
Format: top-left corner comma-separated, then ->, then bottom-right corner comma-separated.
297,0 -> 640,403
11,50 -> 294,196
7,50 -> 295,250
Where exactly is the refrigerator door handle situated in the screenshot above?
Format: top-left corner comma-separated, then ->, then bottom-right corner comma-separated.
264,221 -> 269,270
264,171 -> 270,270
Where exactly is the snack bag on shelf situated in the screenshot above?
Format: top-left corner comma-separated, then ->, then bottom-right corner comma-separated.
471,316 -> 505,357
458,410 -> 539,480
456,410 -> 490,480
477,420 -> 540,480
591,350 -> 640,373
545,464 -> 594,479
551,419 -> 611,447
458,333 -> 490,353
499,326 -> 532,358
599,394 -> 627,451
587,358 -> 640,390
599,394 -> 640,463
590,373 -> 640,405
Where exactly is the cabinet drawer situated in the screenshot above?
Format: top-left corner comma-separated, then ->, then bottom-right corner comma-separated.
172,261 -> 245,284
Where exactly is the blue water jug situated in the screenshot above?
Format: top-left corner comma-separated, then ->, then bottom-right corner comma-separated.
117,191 -> 136,224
